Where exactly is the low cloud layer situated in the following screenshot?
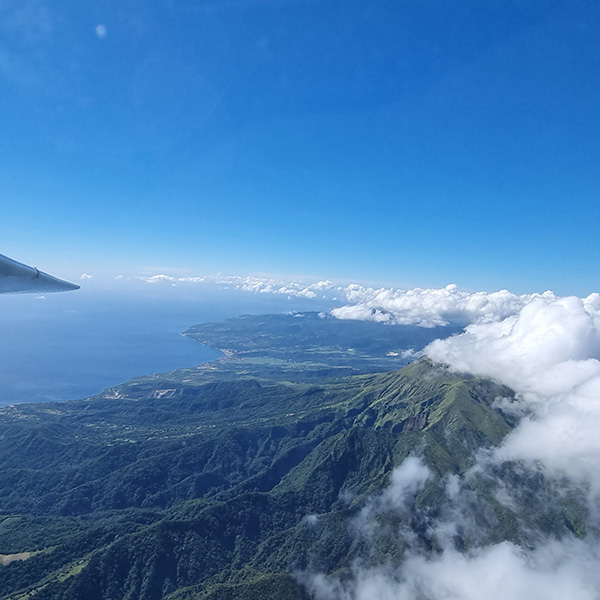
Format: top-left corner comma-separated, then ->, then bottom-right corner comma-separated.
307,455 -> 600,600
308,538 -> 600,600
132,273 -> 336,299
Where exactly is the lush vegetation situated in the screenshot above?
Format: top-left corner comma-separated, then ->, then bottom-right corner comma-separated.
183,311 -> 461,377
0,314 -> 584,599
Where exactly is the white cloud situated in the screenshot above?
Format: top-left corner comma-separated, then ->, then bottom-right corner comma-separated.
311,280 -> 335,291
332,283 -> 553,327
95,24 -> 107,39
426,293 -> 600,487
80,273 -> 93,280
136,274 -> 177,284
382,457 -> 431,510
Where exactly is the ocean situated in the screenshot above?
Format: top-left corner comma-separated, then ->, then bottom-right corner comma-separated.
0,286 -> 333,405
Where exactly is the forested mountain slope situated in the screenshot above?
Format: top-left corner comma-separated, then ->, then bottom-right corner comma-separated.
0,315 -> 584,600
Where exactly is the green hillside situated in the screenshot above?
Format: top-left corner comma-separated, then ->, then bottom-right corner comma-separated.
0,315 -> 585,599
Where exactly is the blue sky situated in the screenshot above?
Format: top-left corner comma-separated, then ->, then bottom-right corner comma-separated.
2,0 -> 600,295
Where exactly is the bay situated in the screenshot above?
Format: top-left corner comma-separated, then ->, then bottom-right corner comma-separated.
0,287 -> 333,405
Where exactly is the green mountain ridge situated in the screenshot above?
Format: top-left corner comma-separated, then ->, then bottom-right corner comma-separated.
0,314 -> 585,599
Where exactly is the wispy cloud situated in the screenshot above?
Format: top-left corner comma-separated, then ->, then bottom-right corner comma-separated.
305,454 -> 600,600
314,537 -> 600,600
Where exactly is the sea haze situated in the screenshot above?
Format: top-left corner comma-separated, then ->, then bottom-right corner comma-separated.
0,287 -> 334,406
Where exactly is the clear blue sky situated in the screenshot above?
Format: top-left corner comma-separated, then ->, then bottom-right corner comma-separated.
2,0 -> 600,295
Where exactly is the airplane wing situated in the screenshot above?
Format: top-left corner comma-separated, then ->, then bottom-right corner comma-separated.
0,253 -> 80,294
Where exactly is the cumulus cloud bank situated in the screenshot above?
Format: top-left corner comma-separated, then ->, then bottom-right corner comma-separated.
308,286 -> 600,599
427,293 -> 600,486
331,283 -> 554,327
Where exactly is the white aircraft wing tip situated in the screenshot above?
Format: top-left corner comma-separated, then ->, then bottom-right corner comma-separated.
0,253 -> 81,295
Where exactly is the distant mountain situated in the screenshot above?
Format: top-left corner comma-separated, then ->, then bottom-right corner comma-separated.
0,315 -> 585,600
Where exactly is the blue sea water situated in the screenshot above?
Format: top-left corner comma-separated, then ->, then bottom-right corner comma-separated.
0,287 -> 333,406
